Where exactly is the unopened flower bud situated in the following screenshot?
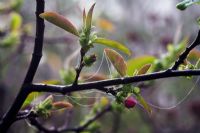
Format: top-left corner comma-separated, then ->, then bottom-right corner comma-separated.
124,96 -> 137,109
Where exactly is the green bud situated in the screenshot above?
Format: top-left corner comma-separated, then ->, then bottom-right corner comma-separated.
116,92 -> 124,103
59,68 -> 76,84
35,95 -> 53,117
79,32 -> 88,47
133,87 -> 140,95
83,54 -> 97,66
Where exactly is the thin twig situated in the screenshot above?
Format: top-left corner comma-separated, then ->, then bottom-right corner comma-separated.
170,30 -> 200,70
28,105 -> 112,133
66,105 -> 112,132
73,48 -> 86,85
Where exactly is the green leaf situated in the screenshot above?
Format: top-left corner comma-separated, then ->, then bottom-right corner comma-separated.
10,12 -> 22,31
94,38 -> 131,56
137,95 -> 152,116
59,68 -> 76,84
105,48 -> 127,77
35,95 -> 54,117
127,56 -> 156,76
133,87 -> 140,94
86,3 -> 95,31
22,80 -> 60,109
0,32 -> 20,47
38,95 -> 53,110
11,0 -> 24,11
176,0 -> 200,10
22,92 -> 40,109
137,64 -> 152,75
83,8 -> 86,26
39,12 -> 79,36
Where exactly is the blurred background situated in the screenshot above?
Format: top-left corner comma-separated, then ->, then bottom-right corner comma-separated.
1,0 -> 200,133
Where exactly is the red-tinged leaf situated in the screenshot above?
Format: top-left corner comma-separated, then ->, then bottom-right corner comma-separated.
86,3 -> 95,31
39,12 -> 79,36
94,38 -> 131,56
137,64 -> 152,75
81,73 -> 107,81
52,101 -> 73,111
83,8 -> 86,26
104,48 -> 127,77
188,49 -> 200,60
137,95 -> 152,116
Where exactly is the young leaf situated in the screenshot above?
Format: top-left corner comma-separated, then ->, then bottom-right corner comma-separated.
86,3 -> 96,31
137,94 -> 152,116
39,12 -> 79,36
0,32 -> 20,47
35,95 -> 54,117
137,64 -> 152,75
100,97 -> 109,107
176,0 -> 200,10
10,12 -> 22,31
104,48 -> 127,77
176,0 -> 193,10
83,8 -> 86,26
52,101 -> 73,111
94,38 -> 131,56
40,95 -> 53,109
22,92 -> 40,109
81,73 -> 107,81
188,49 -> 200,60
127,56 -> 156,76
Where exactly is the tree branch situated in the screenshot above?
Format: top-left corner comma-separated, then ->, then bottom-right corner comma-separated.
0,0 -> 45,132
170,30 -> 200,70
15,110 -> 37,122
0,1 -> 200,132
25,69 -> 200,95
28,105 -> 112,133
61,105 -> 112,133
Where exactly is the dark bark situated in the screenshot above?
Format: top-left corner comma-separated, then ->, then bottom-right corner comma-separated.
0,0 -> 45,132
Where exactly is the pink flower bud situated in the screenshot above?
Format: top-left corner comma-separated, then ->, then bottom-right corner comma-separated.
124,96 -> 137,109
